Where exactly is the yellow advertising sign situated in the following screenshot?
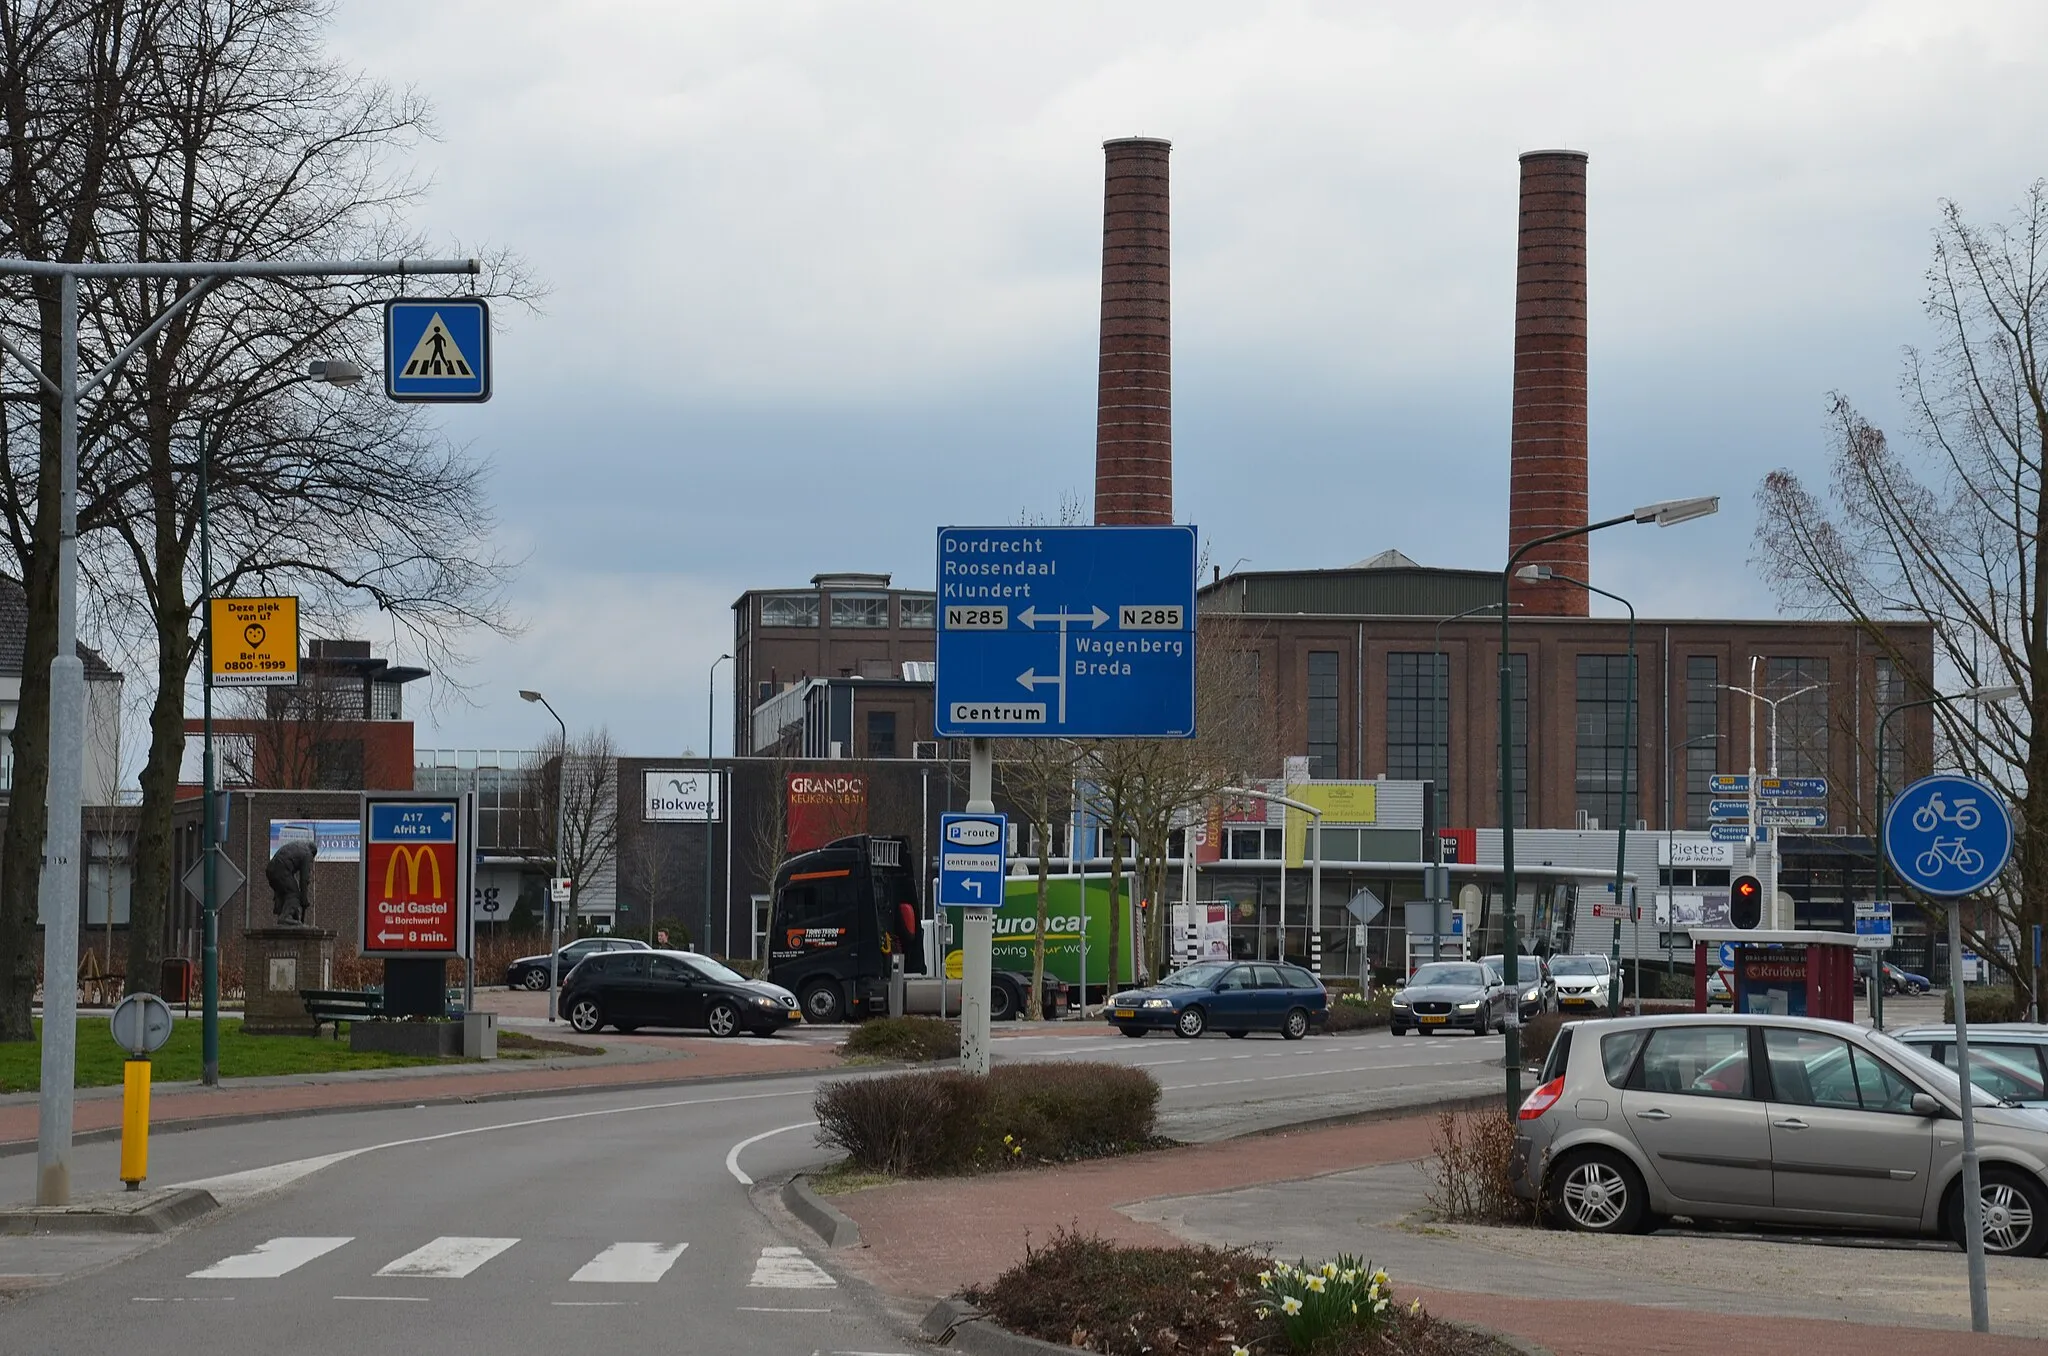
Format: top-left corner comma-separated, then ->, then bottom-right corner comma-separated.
1284,782 -> 1378,867
209,596 -> 298,687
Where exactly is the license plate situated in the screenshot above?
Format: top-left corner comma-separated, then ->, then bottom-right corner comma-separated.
785,1009 -> 802,1020
1421,1015 -> 1447,1024
1562,998 -> 1590,1006
1114,1008 -> 1136,1019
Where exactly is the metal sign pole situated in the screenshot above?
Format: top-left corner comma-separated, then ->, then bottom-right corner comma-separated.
1951,900 -> 1991,1332
199,414 -> 220,1085
960,738 -> 995,1075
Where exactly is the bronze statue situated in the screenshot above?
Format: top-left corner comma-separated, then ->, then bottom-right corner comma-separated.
266,838 -> 318,925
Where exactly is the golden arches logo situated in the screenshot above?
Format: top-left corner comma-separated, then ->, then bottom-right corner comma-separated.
382,843 -> 444,900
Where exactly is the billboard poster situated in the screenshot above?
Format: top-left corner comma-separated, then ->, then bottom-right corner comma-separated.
644,769 -> 720,822
787,771 -> 867,852
1171,902 -> 1231,963
942,873 -> 1126,988
1284,782 -> 1378,867
359,794 -> 469,958
270,818 -> 361,863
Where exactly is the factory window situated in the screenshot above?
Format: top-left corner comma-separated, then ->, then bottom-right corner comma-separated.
1575,654 -> 1635,830
761,594 -> 819,627
1765,657 -> 1830,780
831,594 -> 889,628
1496,653 -> 1530,828
1306,651 -> 1340,778
1876,657 -> 1907,796
899,596 -> 935,629
1686,657 -> 1718,829
865,709 -> 897,759
1386,653 -> 1448,822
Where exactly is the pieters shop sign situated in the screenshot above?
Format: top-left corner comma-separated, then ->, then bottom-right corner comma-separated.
644,769 -> 721,823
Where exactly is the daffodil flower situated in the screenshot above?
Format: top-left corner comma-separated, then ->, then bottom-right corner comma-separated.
1375,1299 -> 1389,1313
1257,1271 -> 1271,1286
1409,1299 -> 1424,1317
1306,1275 -> 1325,1294
1281,1296 -> 1303,1317
1373,1269 -> 1389,1287
1322,1261 -> 1339,1279
1350,1301 -> 1359,1315
1340,1269 -> 1357,1284
1232,1348 -> 1250,1356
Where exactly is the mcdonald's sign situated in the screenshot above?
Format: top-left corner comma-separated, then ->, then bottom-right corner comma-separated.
360,793 -> 471,958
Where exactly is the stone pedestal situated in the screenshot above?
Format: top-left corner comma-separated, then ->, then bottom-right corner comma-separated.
241,927 -> 335,1035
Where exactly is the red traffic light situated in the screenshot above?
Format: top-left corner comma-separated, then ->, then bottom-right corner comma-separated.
1731,874 -> 1763,929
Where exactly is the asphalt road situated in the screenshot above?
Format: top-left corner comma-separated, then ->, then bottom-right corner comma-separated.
0,1026 -> 1505,1354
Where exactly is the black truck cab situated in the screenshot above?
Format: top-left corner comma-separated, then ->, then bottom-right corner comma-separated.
767,835 -> 925,1023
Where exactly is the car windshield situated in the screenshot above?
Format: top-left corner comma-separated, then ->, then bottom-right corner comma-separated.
1866,1030 -> 2003,1108
675,954 -> 748,985
1163,962 -> 1234,988
1549,957 -> 1605,977
1410,964 -> 1487,988
1493,956 -> 1541,981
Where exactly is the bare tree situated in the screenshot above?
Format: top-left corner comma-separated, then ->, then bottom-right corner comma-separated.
1754,184 -> 2047,1003
526,728 -> 620,926
616,833 -> 685,945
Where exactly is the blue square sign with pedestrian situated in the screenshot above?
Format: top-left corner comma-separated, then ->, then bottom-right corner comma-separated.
384,298 -> 491,402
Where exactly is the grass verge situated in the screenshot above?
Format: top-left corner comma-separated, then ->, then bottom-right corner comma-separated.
0,1018 -> 453,1093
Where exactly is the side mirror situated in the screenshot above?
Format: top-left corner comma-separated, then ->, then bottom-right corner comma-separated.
1910,1092 -> 1942,1117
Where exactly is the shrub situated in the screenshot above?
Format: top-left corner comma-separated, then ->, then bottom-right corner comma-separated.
841,1015 -> 960,1062
1322,986 -> 1394,1034
814,1060 -> 1160,1176
1423,1104 -> 1535,1225
1946,987 -> 2026,1023
1516,1012 -> 1585,1067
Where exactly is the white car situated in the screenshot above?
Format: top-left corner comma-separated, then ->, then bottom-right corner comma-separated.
1705,970 -> 1732,1006
1547,954 -> 1614,1013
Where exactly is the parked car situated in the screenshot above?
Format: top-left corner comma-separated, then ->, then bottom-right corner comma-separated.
505,936 -> 650,990
1482,953 -> 1552,1019
1547,954 -> 1615,1014
558,948 -> 802,1037
1511,1012 -> 2048,1257
1855,955 -> 1931,996
1705,969 -> 1732,1007
1107,960 -> 1328,1039
1894,1026 -> 2048,1109
1390,962 -> 1508,1036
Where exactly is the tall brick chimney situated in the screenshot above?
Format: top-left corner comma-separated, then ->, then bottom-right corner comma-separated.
1093,137 -> 1172,525
1507,150 -> 1590,615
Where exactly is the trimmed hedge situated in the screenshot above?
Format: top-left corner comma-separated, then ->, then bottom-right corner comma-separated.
1322,988 -> 1394,1033
840,1015 -> 961,1062
1946,987 -> 2027,1024
815,1060 -> 1161,1176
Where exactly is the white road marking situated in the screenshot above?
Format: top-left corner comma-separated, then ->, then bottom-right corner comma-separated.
335,1295 -> 430,1302
553,1300 -> 635,1306
747,1246 -> 837,1288
190,1236 -> 353,1279
172,1087 -> 815,1203
374,1236 -> 519,1279
570,1242 -> 689,1283
737,1306 -> 834,1313
725,1120 -> 819,1185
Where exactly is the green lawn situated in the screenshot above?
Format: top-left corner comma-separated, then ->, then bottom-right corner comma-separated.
0,1019 -> 451,1093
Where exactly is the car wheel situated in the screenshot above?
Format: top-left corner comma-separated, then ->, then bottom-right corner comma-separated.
989,981 -> 1016,1022
1282,1008 -> 1310,1041
705,1001 -> 741,1038
1118,1026 -> 1147,1038
799,980 -> 846,1024
1175,1006 -> 1207,1038
1950,1171 -> 2048,1259
567,998 -> 604,1034
520,969 -> 548,990
1390,1023 -> 1408,1036
1547,1150 -> 1649,1235
1226,1029 -> 1250,1039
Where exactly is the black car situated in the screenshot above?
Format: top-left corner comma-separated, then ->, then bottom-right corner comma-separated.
558,949 -> 803,1037
505,936 -> 649,990
1389,961 -> 1508,1036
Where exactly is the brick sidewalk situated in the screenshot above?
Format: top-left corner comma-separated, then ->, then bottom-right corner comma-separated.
0,1039 -> 837,1150
826,1116 -> 2043,1356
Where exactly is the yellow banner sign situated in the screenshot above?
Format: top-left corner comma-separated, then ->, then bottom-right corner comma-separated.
1284,782 -> 1378,867
210,596 -> 298,687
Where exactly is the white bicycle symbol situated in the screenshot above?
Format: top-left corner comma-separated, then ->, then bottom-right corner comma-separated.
1910,791 -> 1981,834
1915,837 -> 1986,879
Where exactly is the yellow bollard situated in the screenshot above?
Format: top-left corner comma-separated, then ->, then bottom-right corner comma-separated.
120,1058 -> 150,1190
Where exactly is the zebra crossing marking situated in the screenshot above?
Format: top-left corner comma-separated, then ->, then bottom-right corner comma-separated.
747,1246 -> 836,1288
189,1237 -> 353,1279
570,1242 -> 688,1283
373,1236 -> 519,1279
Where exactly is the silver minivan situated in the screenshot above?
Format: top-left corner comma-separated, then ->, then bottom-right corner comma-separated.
1509,1013 -> 2048,1257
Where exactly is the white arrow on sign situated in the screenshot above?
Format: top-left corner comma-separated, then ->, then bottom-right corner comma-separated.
1016,667 -> 1062,691
1017,605 -> 1107,629
376,929 -> 407,944
963,878 -> 983,898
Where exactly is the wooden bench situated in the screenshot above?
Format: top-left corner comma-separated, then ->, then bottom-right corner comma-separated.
300,988 -> 384,1037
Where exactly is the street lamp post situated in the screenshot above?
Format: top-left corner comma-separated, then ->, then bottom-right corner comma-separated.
706,653 -> 731,957
1499,495 -> 1717,1109
197,359 -> 363,1087
1520,567 -> 1634,1013
519,689 -> 569,1020
1718,669 -> 1824,931
1663,733 -> 1720,979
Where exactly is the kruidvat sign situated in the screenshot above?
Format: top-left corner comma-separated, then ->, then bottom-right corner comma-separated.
644,769 -> 721,822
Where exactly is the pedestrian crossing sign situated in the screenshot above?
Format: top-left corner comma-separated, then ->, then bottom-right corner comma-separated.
384,298 -> 491,402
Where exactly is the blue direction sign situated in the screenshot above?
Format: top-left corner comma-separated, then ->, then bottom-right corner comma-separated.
1885,774 -> 2012,897
1708,774 -> 1827,799
1708,799 -> 1750,821
934,526 -> 1196,738
938,813 -> 1007,908
1854,900 -> 1894,949
385,298 -> 491,402
1709,823 -> 1767,843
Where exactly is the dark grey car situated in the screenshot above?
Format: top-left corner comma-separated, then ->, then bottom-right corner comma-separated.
1510,1013 -> 2048,1257
1390,962 -> 1507,1036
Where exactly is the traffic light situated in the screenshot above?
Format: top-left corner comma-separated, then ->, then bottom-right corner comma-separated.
1731,874 -> 1763,930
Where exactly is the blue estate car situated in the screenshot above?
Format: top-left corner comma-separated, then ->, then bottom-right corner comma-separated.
1107,960 -> 1329,1039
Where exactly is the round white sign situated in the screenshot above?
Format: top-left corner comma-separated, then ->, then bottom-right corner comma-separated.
110,993 -> 174,1056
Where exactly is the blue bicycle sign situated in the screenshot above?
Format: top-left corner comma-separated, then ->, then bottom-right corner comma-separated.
1884,773 -> 2012,897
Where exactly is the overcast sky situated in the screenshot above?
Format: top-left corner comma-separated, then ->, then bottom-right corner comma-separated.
307,0 -> 2048,760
